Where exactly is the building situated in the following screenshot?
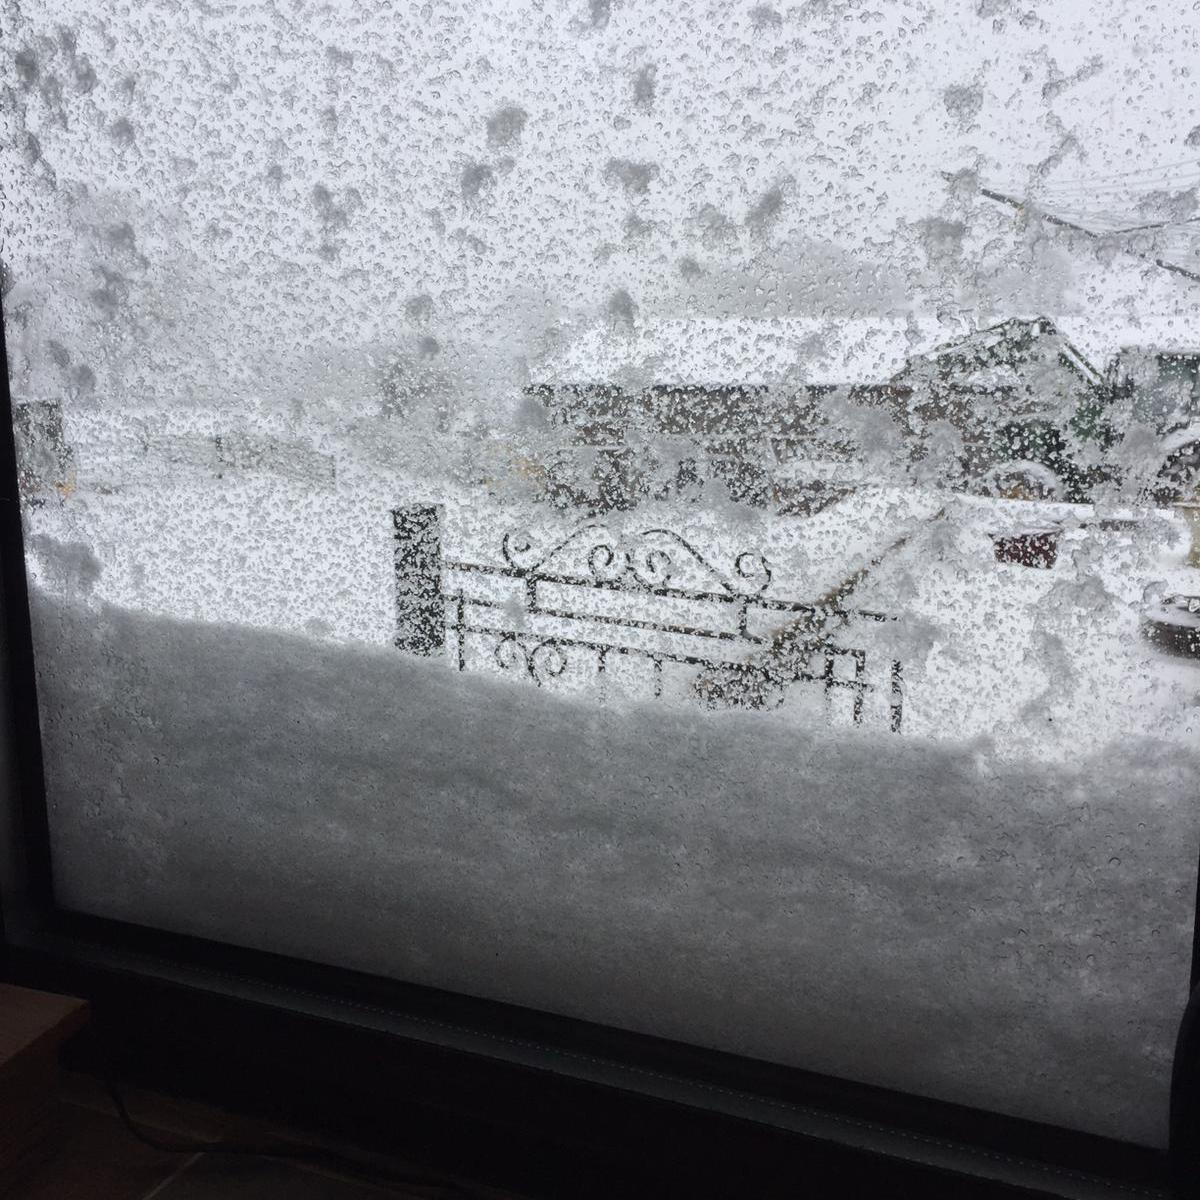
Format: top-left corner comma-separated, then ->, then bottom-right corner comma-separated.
526,317 -> 939,512
876,316 -> 1110,502
12,399 -> 74,501
1104,347 -> 1200,503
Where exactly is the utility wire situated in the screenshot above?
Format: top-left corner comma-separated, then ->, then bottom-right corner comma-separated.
1036,155 -> 1200,188
947,174 -> 1200,285
1032,208 -> 1200,235
1038,176 -> 1200,199
967,159 -> 1200,234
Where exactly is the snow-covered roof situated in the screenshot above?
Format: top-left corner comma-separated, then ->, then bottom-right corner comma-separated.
901,316 -> 1104,387
772,457 -> 873,485
1060,314 -> 1200,369
530,318 -> 946,388
1162,421 -> 1200,455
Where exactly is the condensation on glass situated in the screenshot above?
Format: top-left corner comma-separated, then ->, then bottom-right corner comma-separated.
4,0 -> 1200,1147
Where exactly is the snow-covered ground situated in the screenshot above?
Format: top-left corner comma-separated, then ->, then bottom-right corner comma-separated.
21,408 -> 1200,1148
28,415 -> 1200,756
29,584 -> 1199,1147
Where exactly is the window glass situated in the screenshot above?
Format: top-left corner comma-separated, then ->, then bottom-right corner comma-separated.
5,0 -> 1200,1147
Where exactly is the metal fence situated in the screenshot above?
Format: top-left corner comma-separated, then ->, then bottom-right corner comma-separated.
392,504 -> 904,731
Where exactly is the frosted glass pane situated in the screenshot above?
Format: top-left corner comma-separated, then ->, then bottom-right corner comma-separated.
4,0 -> 1200,1147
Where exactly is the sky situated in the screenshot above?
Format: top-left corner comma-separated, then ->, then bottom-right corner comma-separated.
4,0 -> 1200,408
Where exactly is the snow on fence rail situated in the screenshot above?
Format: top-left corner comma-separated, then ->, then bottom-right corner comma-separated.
391,504 -> 905,730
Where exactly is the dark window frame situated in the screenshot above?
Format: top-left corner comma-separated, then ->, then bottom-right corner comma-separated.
0,312 -> 1194,1199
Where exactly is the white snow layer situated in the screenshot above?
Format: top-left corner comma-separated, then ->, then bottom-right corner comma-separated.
529,317 -> 948,387
31,587 -> 1200,1148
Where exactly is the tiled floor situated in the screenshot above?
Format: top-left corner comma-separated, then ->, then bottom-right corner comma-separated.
12,1103 -> 182,1200
9,1074 -> 510,1200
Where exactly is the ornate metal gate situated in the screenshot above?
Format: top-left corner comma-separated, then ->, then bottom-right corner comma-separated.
392,505 -> 904,731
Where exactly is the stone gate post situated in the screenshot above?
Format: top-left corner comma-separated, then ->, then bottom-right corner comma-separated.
391,504 -> 445,655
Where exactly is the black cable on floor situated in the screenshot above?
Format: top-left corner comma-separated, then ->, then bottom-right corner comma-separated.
102,1073 -> 483,1198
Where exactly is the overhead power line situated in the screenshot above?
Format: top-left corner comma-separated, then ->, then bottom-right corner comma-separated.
1035,155 -> 1200,189
1038,175 -> 1200,201
947,173 -> 1200,285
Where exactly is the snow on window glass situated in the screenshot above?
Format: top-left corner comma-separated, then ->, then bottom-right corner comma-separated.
4,0 -> 1200,1146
